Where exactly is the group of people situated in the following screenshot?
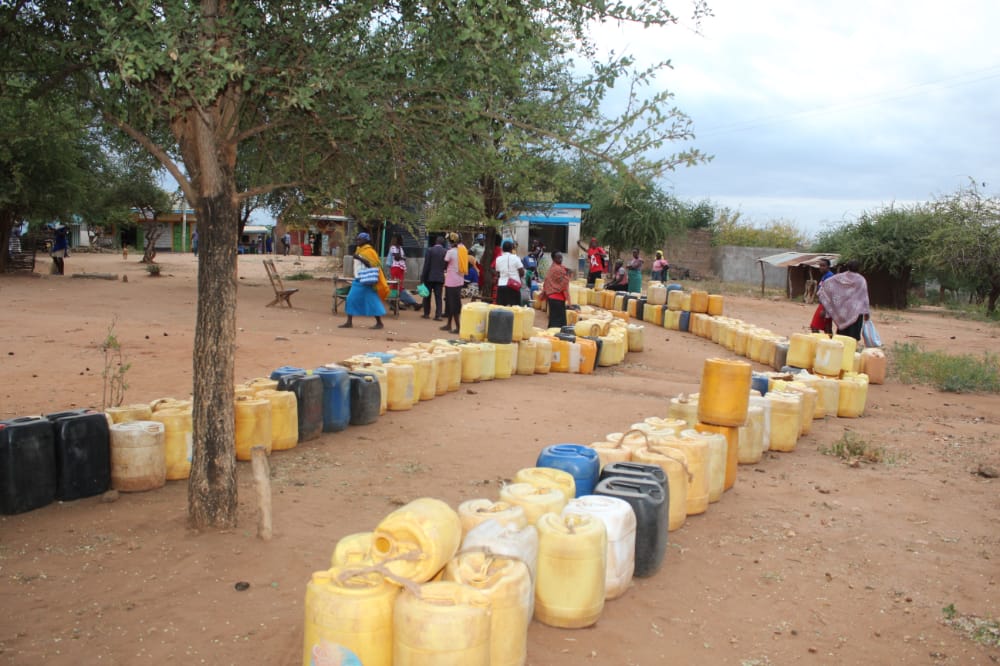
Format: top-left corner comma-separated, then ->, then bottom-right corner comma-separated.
810,258 -> 871,341
579,238 -> 670,294
342,231 -> 475,332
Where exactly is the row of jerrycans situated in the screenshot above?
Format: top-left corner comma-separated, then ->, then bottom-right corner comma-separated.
459,302 -> 536,344
305,460 -> 671,666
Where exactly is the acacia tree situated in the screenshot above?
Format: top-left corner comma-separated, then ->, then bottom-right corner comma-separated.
924,183 -> 1000,312
10,0 -> 709,528
813,204 -> 936,309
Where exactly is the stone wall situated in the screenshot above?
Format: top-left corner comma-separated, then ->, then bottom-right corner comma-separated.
666,229 -> 713,279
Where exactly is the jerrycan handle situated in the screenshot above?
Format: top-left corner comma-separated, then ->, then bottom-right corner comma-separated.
613,428 -> 648,450
604,479 -> 664,500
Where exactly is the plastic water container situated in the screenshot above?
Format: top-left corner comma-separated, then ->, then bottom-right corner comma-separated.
514,466 -> 576,501
384,362 -> 416,411
348,373 -> 380,425
477,342 -> 496,381
460,302 -> 490,341
105,403 -> 153,424
458,499 -> 528,535
593,475 -> 666,578
532,337 -> 553,374
664,437 -> 710,515
277,373 -> 323,442
313,365 -> 351,433
45,409 -> 111,500
534,512 -> 607,628
234,396 -> 272,460
500,483 -> 567,525
563,495 -> 637,600
693,422 -> 739,491
838,372 -> 869,417
668,393 -> 699,427
459,343 -> 483,383
765,391 -> 802,451
461,519 -> 539,582
394,581 -> 491,665
586,438 -> 632,470
537,444 -> 600,497
302,567 -> 398,666
370,497 -> 461,583
813,337 -> 845,377
860,348 -> 887,384
487,308 -> 515,344
494,343 -> 516,379
680,429 -> 726,502
632,446 -> 689,531
737,405 -> 765,465
1,417 -> 57,514
109,421 -> 166,492
270,365 -> 306,381
698,358 -> 752,427
254,389 -> 298,450
331,532 -> 373,567
442,551 -> 533,666
149,407 -> 193,480
516,339 -> 537,375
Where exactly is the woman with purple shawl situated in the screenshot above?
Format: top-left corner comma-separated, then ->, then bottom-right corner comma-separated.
817,260 -> 870,340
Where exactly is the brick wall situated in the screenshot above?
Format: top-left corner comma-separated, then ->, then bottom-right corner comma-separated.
666,229 -> 713,279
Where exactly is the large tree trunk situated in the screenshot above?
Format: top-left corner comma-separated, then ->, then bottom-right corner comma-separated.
0,212 -> 14,273
188,191 -> 239,528
177,69 -> 242,529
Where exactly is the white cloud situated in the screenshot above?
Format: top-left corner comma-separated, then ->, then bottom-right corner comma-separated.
593,0 -> 1000,235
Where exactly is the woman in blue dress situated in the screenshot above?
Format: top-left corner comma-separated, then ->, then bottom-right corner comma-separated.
339,232 -> 387,329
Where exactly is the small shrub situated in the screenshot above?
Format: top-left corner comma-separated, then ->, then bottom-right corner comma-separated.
145,263 -> 161,276
819,431 -> 892,465
285,272 -> 314,281
942,604 -> 1000,648
890,342 -> 1000,393
101,319 -> 130,409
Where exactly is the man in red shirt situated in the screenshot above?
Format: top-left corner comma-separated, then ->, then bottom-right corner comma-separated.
577,237 -> 608,287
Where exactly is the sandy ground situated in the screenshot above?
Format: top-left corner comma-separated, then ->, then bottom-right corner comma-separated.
0,252 -> 998,666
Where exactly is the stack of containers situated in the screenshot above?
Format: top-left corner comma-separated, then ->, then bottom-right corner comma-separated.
694,358 -> 752,491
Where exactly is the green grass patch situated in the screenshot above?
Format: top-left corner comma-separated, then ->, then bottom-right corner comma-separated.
890,342 -> 1000,393
285,271 -> 314,281
819,430 -> 895,465
942,604 -> 1000,648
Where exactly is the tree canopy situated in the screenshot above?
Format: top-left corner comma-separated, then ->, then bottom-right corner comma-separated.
8,0 -> 711,527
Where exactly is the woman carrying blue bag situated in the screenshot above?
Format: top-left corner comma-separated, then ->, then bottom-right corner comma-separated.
340,232 -> 387,330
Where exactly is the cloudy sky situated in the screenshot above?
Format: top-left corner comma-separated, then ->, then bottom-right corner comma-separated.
597,0 -> 1000,238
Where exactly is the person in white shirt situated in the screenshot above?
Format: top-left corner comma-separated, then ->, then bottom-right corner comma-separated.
493,240 -> 525,306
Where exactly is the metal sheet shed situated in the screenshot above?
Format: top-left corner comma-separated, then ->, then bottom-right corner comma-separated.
757,252 -> 839,299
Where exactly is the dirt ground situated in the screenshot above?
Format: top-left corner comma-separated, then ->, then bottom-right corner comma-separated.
1,252 -> 998,666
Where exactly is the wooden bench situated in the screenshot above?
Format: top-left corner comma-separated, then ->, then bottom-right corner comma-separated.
263,260 -> 298,307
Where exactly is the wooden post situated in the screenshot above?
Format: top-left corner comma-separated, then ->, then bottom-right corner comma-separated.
250,446 -> 273,541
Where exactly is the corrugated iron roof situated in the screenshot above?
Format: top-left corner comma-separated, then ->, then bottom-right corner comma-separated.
757,251 -> 839,268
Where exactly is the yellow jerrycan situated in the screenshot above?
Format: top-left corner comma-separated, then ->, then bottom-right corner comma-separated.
393,580 -> 491,666
698,358 -> 752,427
765,391 -> 802,451
254,388 -> 298,451
149,407 -> 192,481
514,466 -> 576,501
534,512 -> 607,628
331,532 -> 374,567
694,422 -> 739,492
302,566 -> 398,666
370,498 -> 462,583
632,446 -> 690,531
443,553 -> 532,666
234,396 -> 271,460
458,499 -> 528,536
500,483 -> 567,525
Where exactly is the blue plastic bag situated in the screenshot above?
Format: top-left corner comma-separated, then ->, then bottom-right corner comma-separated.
861,319 -> 882,348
